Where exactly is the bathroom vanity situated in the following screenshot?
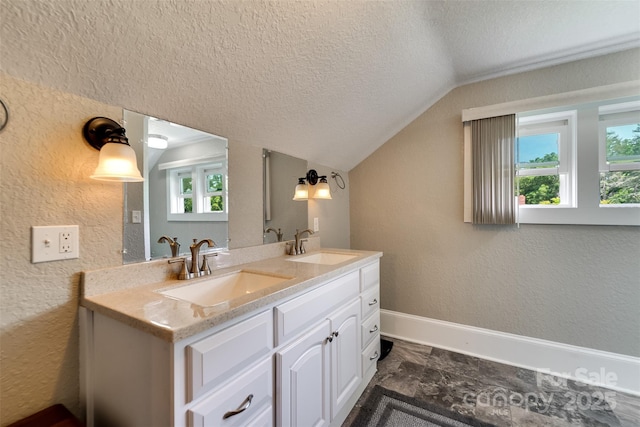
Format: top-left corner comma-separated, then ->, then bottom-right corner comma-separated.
80,245 -> 381,427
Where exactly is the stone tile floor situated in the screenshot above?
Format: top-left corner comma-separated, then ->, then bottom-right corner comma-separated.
343,337 -> 640,427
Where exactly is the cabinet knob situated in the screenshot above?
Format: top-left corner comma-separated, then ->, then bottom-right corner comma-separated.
325,336 -> 334,343
368,299 -> 378,306
332,331 -> 339,338
369,351 -> 379,361
222,394 -> 253,419
369,325 -> 378,333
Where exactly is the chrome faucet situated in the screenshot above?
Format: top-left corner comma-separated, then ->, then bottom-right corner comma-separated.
158,236 -> 180,257
264,227 -> 284,242
293,229 -> 314,255
190,239 -> 216,276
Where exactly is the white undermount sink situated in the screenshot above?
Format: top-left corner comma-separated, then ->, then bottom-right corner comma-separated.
287,252 -> 358,265
158,270 -> 293,307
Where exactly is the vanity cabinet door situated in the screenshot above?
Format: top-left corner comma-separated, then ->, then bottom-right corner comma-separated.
329,299 -> 361,419
276,320 -> 331,427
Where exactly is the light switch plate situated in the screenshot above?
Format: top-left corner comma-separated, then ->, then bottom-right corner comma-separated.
313,217 -> 319,232
32,225 -> 79,263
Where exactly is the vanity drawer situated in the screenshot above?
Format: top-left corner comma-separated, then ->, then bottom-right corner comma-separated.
245,405 -> 273,427
360,287 -> 379,321
187,310 -> 273,402
362,338 -> 381,378
274,270 -> 359,346
361,311 -> 380,349
360,262 -> 379,292
188,357 -> 273,427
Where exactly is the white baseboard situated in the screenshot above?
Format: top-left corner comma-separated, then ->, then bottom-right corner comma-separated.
380,309 -> 640,396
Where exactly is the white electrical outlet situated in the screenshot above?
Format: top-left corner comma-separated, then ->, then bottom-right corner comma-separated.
314,217 -> 319,232
59,231 -> 72,253
32,225 -> 79,263
132,210 -> 142,224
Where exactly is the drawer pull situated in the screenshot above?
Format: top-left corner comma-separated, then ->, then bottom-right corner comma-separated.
368,299 -> 378,306
369,351 -> 379,360
223,394 -> 253,420
369,325 -> 378,333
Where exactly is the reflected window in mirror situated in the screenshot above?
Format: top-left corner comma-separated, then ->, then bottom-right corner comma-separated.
164,159 -> 228,221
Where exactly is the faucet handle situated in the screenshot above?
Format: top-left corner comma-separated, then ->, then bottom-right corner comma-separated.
200,256 -> 212,276
300,239 -> 308,254
285,242 -> 296,256
200,253 -> 218,275
169,258 -> 192,280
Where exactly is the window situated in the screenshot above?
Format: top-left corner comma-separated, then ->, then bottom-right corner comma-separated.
172,170 -> 194,213
203,167 -> 225,213
598,101 -> 640,206
516,111 -> 576,208
463,86 -> 640,226
167,161 -> 228,221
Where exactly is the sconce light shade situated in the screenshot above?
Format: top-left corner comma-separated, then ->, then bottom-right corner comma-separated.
293,178 -> 308,200
314,176 -> 332,199
90,142 -> 144,181
83,117 -> 144,182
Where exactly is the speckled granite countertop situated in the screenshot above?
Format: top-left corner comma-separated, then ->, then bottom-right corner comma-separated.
81,247 -> 382,343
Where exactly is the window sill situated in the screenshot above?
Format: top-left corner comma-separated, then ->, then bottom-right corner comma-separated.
517,206 -> 639,226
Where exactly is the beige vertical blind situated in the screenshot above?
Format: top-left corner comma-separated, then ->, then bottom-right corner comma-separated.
471,114 -> 516,224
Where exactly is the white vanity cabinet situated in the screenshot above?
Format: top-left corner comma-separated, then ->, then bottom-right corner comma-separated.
81,257 -> 381,427
360,262 -> 381,378
276,298 -> 361,427
85,309 -> 274,427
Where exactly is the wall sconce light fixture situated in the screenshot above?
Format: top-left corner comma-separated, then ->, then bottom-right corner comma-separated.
293,177 -> 309,200
314,175 -> 332,199
292,169 -> 332,200
83,117 -> 144,182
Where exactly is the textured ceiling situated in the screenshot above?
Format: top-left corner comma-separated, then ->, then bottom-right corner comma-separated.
2,0 -> 639,171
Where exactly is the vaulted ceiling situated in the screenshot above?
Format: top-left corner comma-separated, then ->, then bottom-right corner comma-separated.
2,0 -> 639,170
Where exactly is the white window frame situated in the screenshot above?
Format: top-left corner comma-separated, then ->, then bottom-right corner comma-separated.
168,168 -> 194,215
598,101 -> 640,173
517,111 -> 576,209
199,164 -> 227,214
462,81 -> 640,226
166,161 -> 228,222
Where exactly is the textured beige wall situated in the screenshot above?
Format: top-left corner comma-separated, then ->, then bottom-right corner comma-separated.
0,74 -> 122,424
351,49 -> 640,357
228,140 -> 264,249
308,162 -> 350,249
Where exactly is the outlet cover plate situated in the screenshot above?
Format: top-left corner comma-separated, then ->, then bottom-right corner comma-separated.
32,225 -> 79,263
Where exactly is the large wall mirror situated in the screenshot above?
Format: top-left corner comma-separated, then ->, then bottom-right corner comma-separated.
263,150 -> 308,244
123,110 -> 229,263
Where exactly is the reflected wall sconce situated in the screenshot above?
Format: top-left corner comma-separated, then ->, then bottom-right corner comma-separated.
292,169 -> 332,200
82,117 -> 144,182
